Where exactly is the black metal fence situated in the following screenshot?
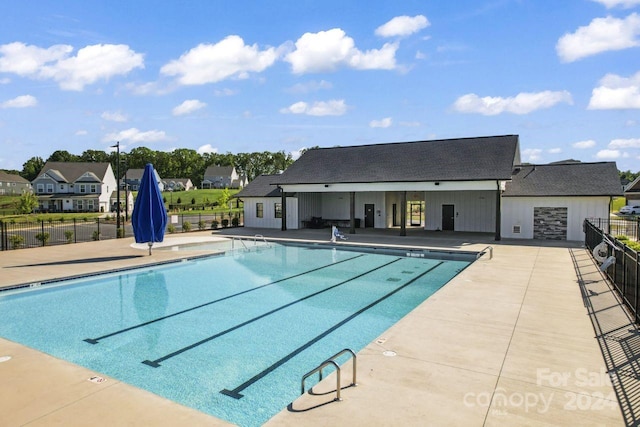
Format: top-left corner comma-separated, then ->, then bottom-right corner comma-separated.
587,217 -> 639,241
585,218 -> 640,323
0,211 -> 243,251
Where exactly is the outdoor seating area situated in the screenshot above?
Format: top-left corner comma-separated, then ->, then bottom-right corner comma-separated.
303,217 -> 360,229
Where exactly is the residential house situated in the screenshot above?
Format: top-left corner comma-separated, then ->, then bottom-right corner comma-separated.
123,168 -> 164,192
0,171 -> 32,195
237,135 -> 622,241
109,190 -> 135,216
163,178 -> 194,192
32,162 -> 117,213
625,176 -> 640,205
202,166 -> 239,189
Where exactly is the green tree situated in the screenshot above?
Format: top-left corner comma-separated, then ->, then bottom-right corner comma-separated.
17,192 -> 39,214
21,156 -> 45,181
47,150 -> 79,162
218,188 -> 232,207
80,149 -> 111,163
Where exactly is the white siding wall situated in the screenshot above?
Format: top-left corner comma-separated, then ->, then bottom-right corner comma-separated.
318,192 -> 386,228
243,197 -> 298,229
425,190 -> 496,232
298,192 -> 322,227
501,196 -> 610,241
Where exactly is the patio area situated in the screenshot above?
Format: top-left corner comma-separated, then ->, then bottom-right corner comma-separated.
0,228 -> 635,426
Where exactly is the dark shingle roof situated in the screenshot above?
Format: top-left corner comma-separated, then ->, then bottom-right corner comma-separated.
626,176 -> 640,193
273,135 -> 519,185
0,171 -> 29,183
37,162 -> 111,183
234,174 -> 282,198
503,162 -> 623,197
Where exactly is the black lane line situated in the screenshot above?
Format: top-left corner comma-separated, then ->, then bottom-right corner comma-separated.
83,254 -> 365,344
142,258 -> 402,367
220,261 -> 443,399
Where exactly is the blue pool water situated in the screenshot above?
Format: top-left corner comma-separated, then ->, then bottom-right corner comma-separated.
0,243 -> 471,426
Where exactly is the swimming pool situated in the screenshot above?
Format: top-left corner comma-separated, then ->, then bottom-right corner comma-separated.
0,243 -> 471,426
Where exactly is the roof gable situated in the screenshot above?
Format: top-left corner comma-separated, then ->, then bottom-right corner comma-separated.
0,171 -> 30,183
273,135 -> 520,185
626,175 -> 640,193
204,166 -> 235,176
503,162 -> 623,197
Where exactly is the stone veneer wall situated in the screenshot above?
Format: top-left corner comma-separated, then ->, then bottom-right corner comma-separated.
533,207 -> 568,240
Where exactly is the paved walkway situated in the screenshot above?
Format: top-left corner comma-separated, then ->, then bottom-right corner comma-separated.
0,228 -> 632,426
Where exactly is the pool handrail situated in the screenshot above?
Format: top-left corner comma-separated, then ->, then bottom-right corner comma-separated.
300,348 -> 357,402
477,246 -> 493,260
254,234 -> 271,247
301,360 -> 342,401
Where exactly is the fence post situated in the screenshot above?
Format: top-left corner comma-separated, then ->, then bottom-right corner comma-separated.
41,221 -> 45,247
73,218 -> 77,243
1,221 -> 5,251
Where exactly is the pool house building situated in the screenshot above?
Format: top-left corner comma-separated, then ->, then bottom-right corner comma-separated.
237,135 -> 622,241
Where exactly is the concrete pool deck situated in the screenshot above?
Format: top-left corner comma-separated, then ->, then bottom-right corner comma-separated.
0,228 -> 633,426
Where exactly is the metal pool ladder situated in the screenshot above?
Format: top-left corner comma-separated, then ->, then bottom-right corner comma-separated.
301,348 -> 357,402
254,234 -> 271,247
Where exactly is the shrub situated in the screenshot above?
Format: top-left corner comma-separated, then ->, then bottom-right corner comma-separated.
167,224 -> 176,234
211,220 -> 219,229
92,230 -> 101,241
183,221 -> 192,232
221,219 -> 229,228
198,220 -> 206,230
9,234 -> 24,249
117,227 -> 125,238
627,241 -> 640,252
64,230 -> 74,243
231,217 -> 239,227
616,235 -> 629,241
191,197 -> 196,205
35,232 -> 50,246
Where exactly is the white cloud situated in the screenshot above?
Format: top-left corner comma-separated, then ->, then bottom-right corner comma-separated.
280,99 -> 348,116
369,117 -> 392,128
522,148 -> 543,162
286,80 -> 333,94
375,15 -> 430,38
285,28 -> 398,74
0,42 -> 144,91
573,139 -> 597,148
609,137 -> 640,148
214,88 -> 237,96
197,144 -> 218,154
101,111 -> 128,122
290,147 -> 307,160
415,50 -> 427,60
556,13 -> 640,62
172,99 -> 207,116
1,94 -> 37,108
592,0 -> 640,8
548,148 -> 562,154
75,130 -> 88,136
102,127 -> 168,144
596,149 -> 621,159
453,90 -> 573,115
160,35 -> 278,85
588,71 -> 640,109
0,77 -> 10,84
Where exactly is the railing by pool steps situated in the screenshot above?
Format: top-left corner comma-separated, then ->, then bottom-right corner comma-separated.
301,348 -> 357,402
477,246 -> 493,260
231,235 -> 271,251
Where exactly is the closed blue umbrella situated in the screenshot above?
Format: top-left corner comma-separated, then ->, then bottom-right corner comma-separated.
132,163 -> 168,255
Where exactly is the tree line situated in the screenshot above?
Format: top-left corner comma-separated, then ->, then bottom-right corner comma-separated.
9,148 -> 298,188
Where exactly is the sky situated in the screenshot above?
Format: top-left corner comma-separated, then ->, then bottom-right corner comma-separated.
1,0 -> 639,172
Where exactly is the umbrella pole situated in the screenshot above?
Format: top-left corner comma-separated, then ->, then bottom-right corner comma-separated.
148,242 -> 153,255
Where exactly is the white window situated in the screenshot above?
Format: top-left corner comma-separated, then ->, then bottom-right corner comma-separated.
79,184 -> 86,193
90,184 -> 97,193
77,200 -> 84,210
37,183 -> 44,193
87,200 -> 95,210
46,183 -> 53,193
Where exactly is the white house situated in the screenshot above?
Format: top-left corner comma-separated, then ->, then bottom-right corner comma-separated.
236,135 -> 623,242
0,171 -> 31,195
202,166 -> 240,189
32,162 -> 117,213
234,174 -> 297,229
625,175 -> 640,205
123,168 -> 164,192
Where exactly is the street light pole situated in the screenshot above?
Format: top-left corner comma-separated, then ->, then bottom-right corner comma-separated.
111,141 -> 120,236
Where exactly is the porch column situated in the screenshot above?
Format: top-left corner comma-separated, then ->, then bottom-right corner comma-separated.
280,187 -> 287,231
495,181 -> 501,241
349,191 -> 356,234
400,191 -> 407,236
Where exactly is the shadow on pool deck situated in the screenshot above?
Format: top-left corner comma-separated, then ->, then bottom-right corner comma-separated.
0,228 -> 634,426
